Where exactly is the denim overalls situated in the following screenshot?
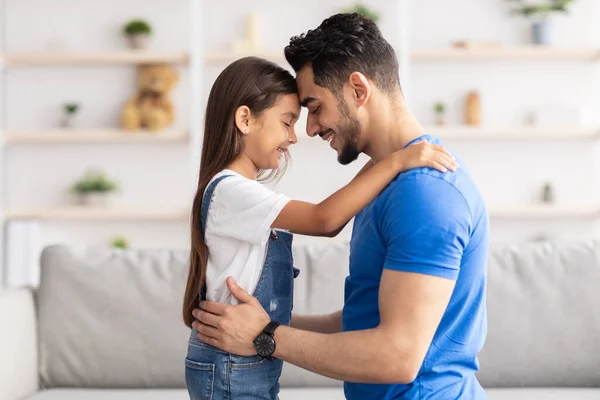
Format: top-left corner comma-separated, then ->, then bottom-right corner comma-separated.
186,175 -> 299,400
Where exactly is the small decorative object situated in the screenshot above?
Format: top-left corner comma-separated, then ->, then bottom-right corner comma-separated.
121,64 -> 178,131
60,103 -> 79,128
122,19 -> 152,50
504,0 -> 576,45
230,14 -> 261,53
541,182 -> 555,204
111,236 -> 129,249
345,3 -> 381,24
70,169 -> 119,207
433,102 -> 446,126
465,91 -> 481,126
453,40 -> 501,49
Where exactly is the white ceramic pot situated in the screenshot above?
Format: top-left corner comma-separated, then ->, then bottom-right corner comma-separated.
127,33 -> 150,50
76,192 -> 113,207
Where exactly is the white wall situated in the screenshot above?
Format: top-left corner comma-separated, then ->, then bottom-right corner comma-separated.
407,0 -> 600,242
2,0 -> 600,260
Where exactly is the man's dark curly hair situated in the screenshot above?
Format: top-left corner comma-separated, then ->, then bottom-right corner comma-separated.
284,13 -> 400,97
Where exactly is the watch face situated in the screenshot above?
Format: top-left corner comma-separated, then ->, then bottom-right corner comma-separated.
254,333 -> 275,357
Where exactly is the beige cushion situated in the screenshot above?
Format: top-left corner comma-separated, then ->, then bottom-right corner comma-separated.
476,241 -> 600,387
37,245 -> 191,388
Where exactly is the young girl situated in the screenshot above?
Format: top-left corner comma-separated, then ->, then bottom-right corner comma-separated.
183,56 -> 457,400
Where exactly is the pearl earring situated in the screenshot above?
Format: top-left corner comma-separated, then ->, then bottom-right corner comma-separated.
244,129 -> 249,135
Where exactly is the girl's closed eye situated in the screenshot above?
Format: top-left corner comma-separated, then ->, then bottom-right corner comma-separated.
311,106 -> 320,115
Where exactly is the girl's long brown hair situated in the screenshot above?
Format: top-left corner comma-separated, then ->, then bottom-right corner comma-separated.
183,57 -> 297,328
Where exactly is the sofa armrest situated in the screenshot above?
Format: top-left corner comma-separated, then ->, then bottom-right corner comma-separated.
0,289 -> 38,400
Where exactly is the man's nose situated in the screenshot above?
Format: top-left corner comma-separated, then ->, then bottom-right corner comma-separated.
306,116 -> 320,138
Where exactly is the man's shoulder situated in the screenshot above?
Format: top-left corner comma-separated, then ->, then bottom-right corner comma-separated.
375,169 -> 475,227
383,168 -> 465,204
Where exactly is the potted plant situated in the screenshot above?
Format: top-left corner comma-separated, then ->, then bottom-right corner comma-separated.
542,182 -> 555,203
122,19 -> 152,49
344,3 -> 380,24
60,103 -> 79,128
505,0 -> 576,45
434,102 -> 446,126
111,236 -> 129,249
70,169 -> 119,207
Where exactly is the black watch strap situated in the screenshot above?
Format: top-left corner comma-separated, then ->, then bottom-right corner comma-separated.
263,321 -> 281,337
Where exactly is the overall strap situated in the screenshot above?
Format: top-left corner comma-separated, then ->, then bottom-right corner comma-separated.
200,175 -> 233,239
199,174 -> 233,301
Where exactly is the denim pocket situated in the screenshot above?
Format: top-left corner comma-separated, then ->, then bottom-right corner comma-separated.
229,358 -> 282,400
185,358 -> 214,400
230,353 -> 267,370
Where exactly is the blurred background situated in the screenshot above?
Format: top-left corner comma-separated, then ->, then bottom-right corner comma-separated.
1,0 -> 599,286
2,2 -> 600,400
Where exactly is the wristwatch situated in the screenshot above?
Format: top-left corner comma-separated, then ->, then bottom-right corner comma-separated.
253,321 -> 281,359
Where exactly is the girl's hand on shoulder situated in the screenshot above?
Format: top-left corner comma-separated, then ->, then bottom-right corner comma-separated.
396,140 -> 459,173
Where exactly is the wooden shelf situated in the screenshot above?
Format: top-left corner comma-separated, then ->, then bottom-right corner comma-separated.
2,51 -> 189,66
6,207 -> 190,222
204,51 -> 286,64
412,47 -> 600,62
489,204 -> 599,219
427,126 -> 599,140
8,205 -> 596,222
3,129 -> 189,144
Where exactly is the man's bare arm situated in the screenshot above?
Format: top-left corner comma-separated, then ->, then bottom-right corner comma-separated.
290,311 -> 342,334
272,269 -> 455,383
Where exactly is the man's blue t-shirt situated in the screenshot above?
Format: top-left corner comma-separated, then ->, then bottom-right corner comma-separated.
343,134 -> 489,399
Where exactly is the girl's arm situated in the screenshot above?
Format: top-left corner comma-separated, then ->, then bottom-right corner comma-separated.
272,141 -> 458,236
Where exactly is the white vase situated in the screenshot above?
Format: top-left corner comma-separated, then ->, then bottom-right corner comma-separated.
532,20 -> 551,45
76,192 -> 112,207
127,33 -> 150,50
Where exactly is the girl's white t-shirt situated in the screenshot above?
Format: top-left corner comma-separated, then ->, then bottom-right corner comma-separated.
203,169 -> 291,305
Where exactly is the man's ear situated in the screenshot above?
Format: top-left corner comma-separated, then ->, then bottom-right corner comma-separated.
348,72 -> 371,108
234,105 -> 252,135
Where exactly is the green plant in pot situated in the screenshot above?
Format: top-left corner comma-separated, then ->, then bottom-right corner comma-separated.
61,103 -> 79,128
433,102 -> 447,126
504,0 -> 576,45
70,169 -> 119,207
111,236 -> 129,249
344,3 -> 380,24
123,19 -> 152,50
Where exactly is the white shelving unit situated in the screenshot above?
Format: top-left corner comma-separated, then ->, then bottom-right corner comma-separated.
6,207 -> 189,222
2,51 -> 190,66
205,51 -> 285,64
0,0 -> 204,284
412,47 -> 600,62
427,126 -> 600,141
3,129 -> 189,144
488,204 -> 599,219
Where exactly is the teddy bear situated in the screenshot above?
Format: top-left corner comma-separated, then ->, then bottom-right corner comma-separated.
121,64 -> 178,132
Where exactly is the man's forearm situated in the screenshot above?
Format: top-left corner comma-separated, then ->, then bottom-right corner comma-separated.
272,325 -> 414,384
290,311 -> 342,334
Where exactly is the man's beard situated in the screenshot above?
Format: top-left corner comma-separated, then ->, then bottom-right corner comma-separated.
336,100 -> 361,165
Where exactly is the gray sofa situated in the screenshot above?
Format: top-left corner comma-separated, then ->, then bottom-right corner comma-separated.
1,240 -> 599,400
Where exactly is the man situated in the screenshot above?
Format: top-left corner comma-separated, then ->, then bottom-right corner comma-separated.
192,13 -> 489,399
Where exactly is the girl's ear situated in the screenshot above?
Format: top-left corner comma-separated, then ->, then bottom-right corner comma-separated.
234,105 -> 252,135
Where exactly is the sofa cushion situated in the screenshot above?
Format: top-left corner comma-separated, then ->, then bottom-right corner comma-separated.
485,388 -> 600,400
37,245 -> 191,388
35,244 -> 343,390
23,388 -> 600,400
23,388 -> 347,400
476,241 -> 600,387
26,389 -> 189,400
